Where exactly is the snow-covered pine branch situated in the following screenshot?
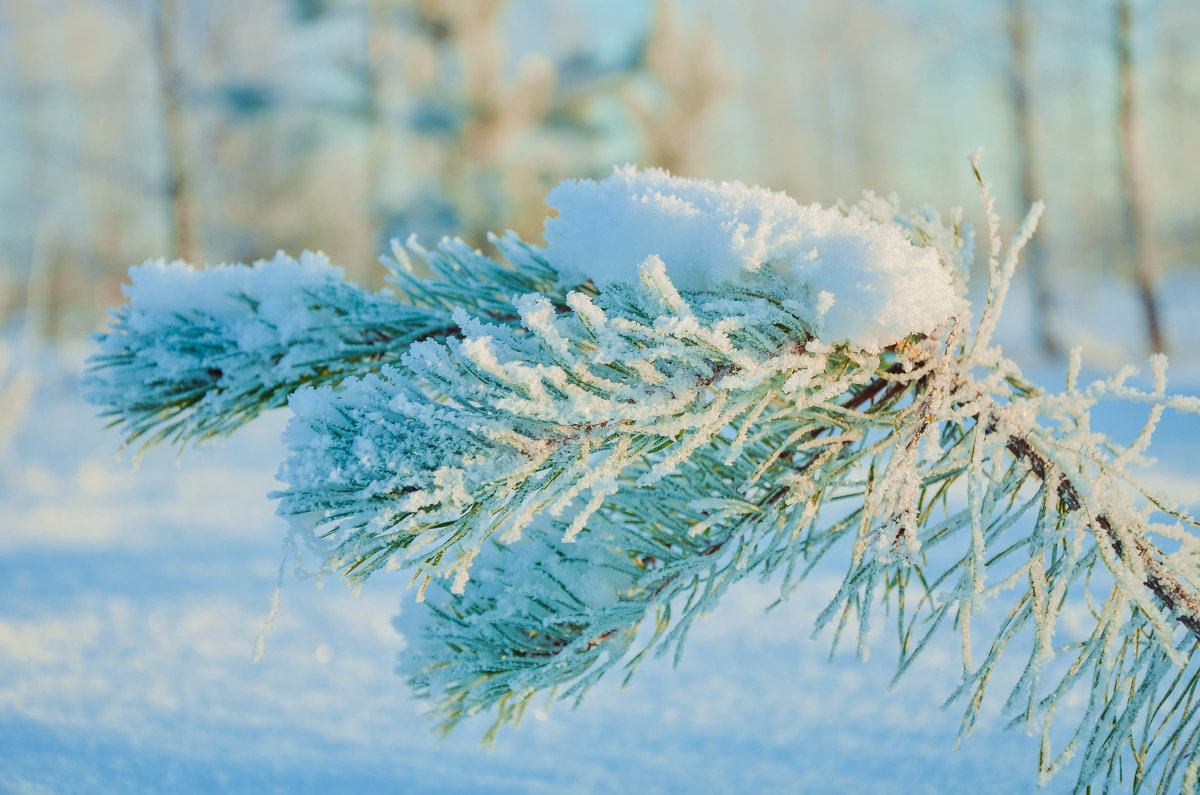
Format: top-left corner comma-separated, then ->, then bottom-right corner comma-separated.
84,236 -> 562,448
86,161 -> 1200,793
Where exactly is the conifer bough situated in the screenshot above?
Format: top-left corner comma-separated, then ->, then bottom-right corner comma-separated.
86,157 -> 1200,792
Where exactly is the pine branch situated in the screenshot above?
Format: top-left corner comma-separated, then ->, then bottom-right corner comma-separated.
85,163 -> 1200,792
83,236 -> 568,449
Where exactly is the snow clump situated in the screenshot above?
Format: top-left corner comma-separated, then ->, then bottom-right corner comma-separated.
541,165 -> 966,350
108,251 -> 344,358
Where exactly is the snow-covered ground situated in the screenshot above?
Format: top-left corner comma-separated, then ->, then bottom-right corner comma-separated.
2,272 -> 1199,793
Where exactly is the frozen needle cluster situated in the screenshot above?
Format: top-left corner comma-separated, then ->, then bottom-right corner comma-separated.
86,161 -> 1200,793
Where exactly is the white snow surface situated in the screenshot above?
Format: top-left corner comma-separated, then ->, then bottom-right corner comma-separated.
541,166 -> 967,349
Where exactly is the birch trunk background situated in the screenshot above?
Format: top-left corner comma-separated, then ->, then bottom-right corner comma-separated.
5,0 -> 52,341
1008,0 -> 1057,355
1115,0 -> 1166,354
153,0 -> 201,264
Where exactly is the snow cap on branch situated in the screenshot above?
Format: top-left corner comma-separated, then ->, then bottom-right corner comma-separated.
101,251 -> 346,361
118,251 -> 342,323
542,166 -> 966,350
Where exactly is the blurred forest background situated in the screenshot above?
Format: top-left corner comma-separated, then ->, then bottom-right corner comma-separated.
2,0 -> 1199,355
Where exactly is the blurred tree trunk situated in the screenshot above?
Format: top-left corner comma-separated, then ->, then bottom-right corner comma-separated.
401,0 -> 561,248
631,0 -> 727,178
1115,0 -> 1165,353
153,0 -> 202,263
442,0 -> 514,245
364,0 -> 391,255
4,0 -> 51,339
1160,6 -> 1200,271
1008,0 -> 1058,355
745,3 -> 810,196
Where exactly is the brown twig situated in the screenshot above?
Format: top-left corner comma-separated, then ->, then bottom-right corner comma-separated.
1005,434 -> 1200,642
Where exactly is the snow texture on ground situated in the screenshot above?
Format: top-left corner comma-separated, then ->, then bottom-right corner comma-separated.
2,271 -> 1199,794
